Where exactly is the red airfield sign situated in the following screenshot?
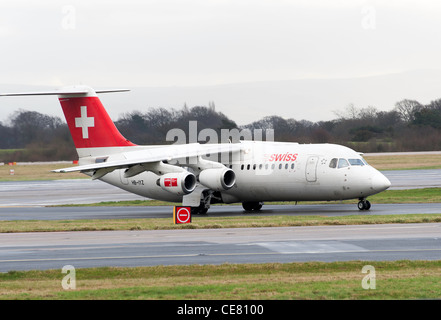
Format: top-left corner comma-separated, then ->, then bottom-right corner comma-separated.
173,206 -> 191,224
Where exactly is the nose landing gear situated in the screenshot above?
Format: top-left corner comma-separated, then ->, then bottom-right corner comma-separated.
358,198 -> 371,210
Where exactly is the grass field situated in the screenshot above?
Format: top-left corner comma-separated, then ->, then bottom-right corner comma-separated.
1,260 -> 441,299
365,153 -> 441,170
0,163 -> 85,181
1,213 -> 441,233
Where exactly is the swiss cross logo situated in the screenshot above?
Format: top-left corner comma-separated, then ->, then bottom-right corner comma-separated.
164,177 -> 178,187
75,106 -> 95,139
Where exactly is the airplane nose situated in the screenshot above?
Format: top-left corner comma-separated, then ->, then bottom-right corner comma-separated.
371,173 -> 391,192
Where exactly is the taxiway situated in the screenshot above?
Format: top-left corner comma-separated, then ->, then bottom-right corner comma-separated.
0,169 -> 440,271
1,223 -> 440,271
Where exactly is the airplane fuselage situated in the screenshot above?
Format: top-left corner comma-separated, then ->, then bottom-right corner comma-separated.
99,141 -> 390,204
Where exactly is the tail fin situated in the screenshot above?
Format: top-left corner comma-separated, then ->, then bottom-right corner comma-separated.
1,85 -> 136,157
58,86 -> 135,149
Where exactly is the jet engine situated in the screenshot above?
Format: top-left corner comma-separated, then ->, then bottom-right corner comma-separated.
157,172 -> 197,195
198,168 -> 236,191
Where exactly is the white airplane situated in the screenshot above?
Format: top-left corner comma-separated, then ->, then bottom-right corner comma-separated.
1,86 -> 391,213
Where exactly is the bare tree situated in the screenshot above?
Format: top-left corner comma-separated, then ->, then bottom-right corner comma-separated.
333,103 -> 359,120
394,99 -> 422,123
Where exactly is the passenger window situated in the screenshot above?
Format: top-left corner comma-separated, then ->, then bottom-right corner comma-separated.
291,163 -> 295,170
329,158 -> 338,169
338,158 -> 349,169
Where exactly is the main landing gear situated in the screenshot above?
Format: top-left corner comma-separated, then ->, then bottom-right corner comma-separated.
191,203 -> 209,215
190,190 -> 218,215
358,198 -> 371,211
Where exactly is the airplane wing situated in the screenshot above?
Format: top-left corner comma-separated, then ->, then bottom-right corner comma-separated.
53,142 -> 242,176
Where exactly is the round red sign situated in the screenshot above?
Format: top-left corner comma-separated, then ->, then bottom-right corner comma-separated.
176,207 -> 191,224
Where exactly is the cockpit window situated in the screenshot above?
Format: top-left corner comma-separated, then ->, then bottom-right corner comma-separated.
330,157 -> 368,169
338,158 -> 349,168
348,159 -> 365,166
329,158 -> 338,168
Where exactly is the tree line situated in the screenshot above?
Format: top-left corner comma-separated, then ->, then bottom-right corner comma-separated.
1,97 -> 441,162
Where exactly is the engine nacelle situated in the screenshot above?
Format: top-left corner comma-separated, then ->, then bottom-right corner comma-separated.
157,172 -> 197,195
199,168 -> 236,191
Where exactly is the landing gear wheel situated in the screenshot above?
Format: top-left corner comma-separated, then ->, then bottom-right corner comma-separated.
191,203 -> 209,215
242,201 -> 263,213
357,200 -> 371,211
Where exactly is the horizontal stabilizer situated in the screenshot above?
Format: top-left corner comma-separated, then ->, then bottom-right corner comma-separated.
0,88 -> 129,97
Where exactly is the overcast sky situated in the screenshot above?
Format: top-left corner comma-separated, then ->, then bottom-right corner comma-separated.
1,0 -> 441,123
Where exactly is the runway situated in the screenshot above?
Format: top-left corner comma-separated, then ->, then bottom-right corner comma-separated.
1,223 -> 441,272
1,203 -> 441,221
0,179 -> 145,207
0,169 -> 440,271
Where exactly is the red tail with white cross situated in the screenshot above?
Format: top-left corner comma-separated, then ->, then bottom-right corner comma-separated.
0,85 -> 136,152
59,95 -> 136,149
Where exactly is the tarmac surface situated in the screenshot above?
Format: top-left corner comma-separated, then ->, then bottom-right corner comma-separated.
1,223 -> 440,271
0,169 -> 440,271
0,203 -> 441,220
